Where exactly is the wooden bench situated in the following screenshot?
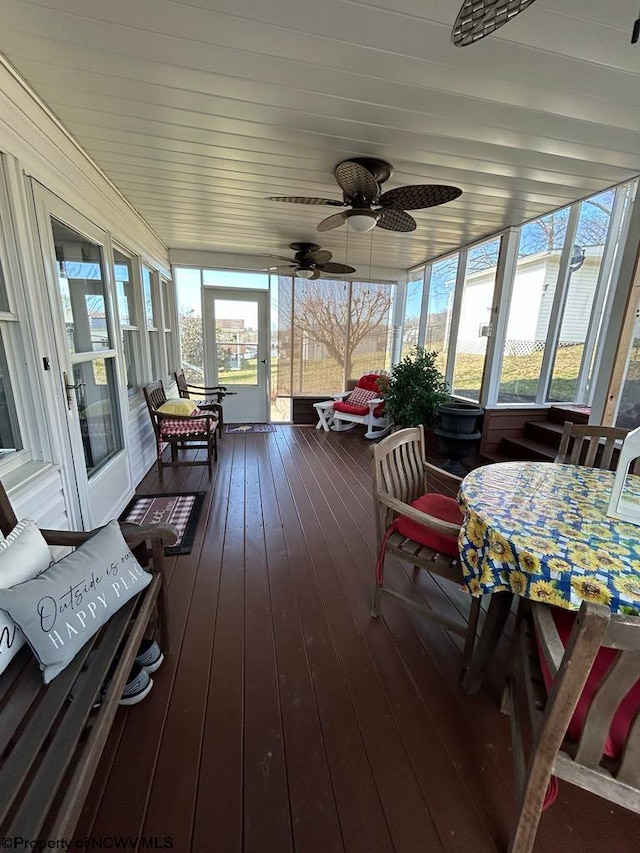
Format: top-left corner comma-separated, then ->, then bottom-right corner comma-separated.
0,482 -> 177,841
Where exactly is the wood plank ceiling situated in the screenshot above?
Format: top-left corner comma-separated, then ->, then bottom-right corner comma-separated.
1,0 -> 639,277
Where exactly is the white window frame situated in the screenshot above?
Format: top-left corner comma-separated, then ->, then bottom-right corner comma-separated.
113,244 -> 146,406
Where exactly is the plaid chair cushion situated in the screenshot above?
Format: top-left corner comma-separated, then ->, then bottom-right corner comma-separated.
159,417 -> 214,438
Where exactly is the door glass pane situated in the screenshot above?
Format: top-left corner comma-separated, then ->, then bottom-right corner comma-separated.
214,299 -> 258,385
0,331 -> 22,454
74,357 -> 122,477
498,208 -> 570,402
401,272 -> 423,359
547,190 -> 614,403
452,238 -> 501,402
424,255 -> 459,376
52,219 -> 111,354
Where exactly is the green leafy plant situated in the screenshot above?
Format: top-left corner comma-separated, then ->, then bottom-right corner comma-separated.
384,346 -> 449,428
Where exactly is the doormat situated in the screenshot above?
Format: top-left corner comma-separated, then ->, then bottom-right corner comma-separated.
225,423 -> 276,434
120,492 -> 206,556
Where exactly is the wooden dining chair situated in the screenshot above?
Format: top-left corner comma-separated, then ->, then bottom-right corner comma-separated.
504,599 -> 640,853
174,369 -> 226,435
143,380 -> 217,480
555,421 -> 628,470
371,425 -> 481,669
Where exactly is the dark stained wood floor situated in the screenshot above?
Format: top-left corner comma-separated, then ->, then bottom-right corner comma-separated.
76,427 -> 640,853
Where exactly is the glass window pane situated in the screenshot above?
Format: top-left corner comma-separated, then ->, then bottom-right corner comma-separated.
0,331 -> 21,455
149,329 -> 162,379
113,249 -> 136,327
547,190 -> 614,403
425,255 -> 459,376
142,266 -> 155,326
402,273 -> 423,359
203,269 -> 269,289
498,208 -> 570,402
290,279 -> 350,395
616,308 -> 640,430
452,239 -> 501,402
0,258 -> 10,313
176,268 -> 203,383
348,282 -> 394,381
122,329 -> 141,397
74,357 -> 122,477
162,280 -> 173,330
53,219 -> 111,354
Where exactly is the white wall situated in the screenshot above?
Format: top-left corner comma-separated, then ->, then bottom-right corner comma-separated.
0,58 -> 170,526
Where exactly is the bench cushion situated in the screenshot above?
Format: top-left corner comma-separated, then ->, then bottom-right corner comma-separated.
0,521 -> 53,674
0,521 -> 151,683
394,493 -> 462,558
537,607 -> 640,759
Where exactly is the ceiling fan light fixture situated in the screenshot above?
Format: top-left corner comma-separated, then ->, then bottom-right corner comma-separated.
347,209 -> 379,233
296,266 -> 315,279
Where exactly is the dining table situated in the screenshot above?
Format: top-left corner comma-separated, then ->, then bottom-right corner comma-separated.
457,460 -> 640,693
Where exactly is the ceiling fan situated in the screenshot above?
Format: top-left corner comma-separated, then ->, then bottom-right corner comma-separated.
452,0 -> 539,47
266,157 -> 462,234
264,242 -> 356,279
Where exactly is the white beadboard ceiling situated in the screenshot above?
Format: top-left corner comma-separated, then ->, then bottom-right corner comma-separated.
1,0 -> 639,277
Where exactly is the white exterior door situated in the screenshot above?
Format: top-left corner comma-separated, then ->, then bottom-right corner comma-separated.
203,288 -> 269,423
33,187 -> 131,528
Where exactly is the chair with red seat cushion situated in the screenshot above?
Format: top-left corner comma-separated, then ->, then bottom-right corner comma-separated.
371,425 -> 481,670
331,370 -> 391,439
504,599 -> 640,853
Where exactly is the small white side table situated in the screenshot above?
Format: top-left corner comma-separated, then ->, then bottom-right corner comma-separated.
313,399 -> 335,431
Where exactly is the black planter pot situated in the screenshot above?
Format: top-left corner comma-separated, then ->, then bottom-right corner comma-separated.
434,402 -> 483,475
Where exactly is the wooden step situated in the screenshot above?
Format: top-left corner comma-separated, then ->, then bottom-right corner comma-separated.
501,436 -> 557,462
547,405 -> 590,426
524,420 -> 565,448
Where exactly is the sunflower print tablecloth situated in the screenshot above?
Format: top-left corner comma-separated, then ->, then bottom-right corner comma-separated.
458,462 -> 640,614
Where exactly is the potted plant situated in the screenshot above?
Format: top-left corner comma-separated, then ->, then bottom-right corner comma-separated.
383,346 -> 449,428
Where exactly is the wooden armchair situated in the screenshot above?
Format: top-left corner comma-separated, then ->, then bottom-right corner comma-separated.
555,421 -> 627,469
371,425 -> 481,669
144,380 -> 217,480
504,599 -> 640,852
174,369 -> 226,435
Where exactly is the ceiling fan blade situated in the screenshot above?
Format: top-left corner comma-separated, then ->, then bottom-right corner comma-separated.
334,161 -> 379,201
378,185 -> 462,210
266,196 -> 345,206
452,0 -> 539,47
311,269 -> 322,280
304,248 -> 332,266
266,254 -> 297,263
317,211 -> 349,232
319,262 -> 357,275
376,208 -> 416,232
